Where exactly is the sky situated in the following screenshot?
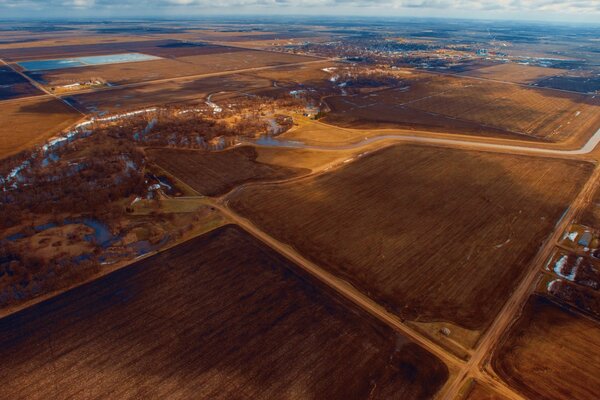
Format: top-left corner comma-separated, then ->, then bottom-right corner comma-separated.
0,0 -> 599,24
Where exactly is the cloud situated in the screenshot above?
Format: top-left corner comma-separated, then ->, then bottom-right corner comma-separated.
0,0 -> 598,18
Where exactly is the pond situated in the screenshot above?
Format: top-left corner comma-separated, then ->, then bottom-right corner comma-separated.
4,218 -> 117,249
18,53 -> 161,71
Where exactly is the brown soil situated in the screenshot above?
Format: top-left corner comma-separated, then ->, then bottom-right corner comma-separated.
323,73 -> 600,144
493,294 -> 600,400
228,144 -> 592,335
30,50 -> 319,87
148,146 -> 309,196
0,97 -> 81,159
0,225 -> 449,399
459,63 -> 566,84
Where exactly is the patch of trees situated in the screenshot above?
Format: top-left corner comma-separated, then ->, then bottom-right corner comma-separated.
0,242 -> 100,307
0,136 -> 145,229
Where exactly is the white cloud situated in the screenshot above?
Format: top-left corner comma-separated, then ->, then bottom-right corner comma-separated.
0,0 -> 598,19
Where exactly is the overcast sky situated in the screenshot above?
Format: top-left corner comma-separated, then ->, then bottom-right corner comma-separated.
0,0 -> 598,23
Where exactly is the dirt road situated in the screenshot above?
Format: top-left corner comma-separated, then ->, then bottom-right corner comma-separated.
53,58 -> 333,97
0,58 -> 85,115
440,162 -> 600,399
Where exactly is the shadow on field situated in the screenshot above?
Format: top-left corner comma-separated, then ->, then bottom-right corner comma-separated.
0,225 -> 449,399
228,143 -> 593,334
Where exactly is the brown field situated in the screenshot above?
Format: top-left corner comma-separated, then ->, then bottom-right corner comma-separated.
0,225 -> 449,399
493,295 -> 600,400
148,147 -> 309,196
254,146 -> 363,171
323,72 -> 600,144
26,49 -> 319,87
67,73 -> 273,114
227,144 -> 592,344
460,381 -> 508,400
0,66 -> 43,100
459,63 -> 566,84
579,184 -> 600,229
0,39 -> 240,61
0,97 -> 81,158
239,61 -> 337,86
0,35 -> 161,50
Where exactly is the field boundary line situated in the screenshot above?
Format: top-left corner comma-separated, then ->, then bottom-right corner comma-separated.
53,58 -> 334,97
423,67 -> 599,97
0,58 -> 86,116
208,200 -> 465,368
441,162 -> 600,400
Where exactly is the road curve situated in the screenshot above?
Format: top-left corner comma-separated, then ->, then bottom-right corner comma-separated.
247,126 -> 600,156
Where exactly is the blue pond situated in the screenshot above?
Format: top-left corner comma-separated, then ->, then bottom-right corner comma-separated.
18,53 -> 160,72
4,218 -> 116,249
252,136 -> 306,148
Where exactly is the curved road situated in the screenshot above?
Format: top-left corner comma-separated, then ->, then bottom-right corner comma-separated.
245,126 -> 600,156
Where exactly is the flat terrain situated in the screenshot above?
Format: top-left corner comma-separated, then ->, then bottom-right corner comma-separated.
0,225 -> 448,399
459,63 -> 566,84
536,74 -> 600,94
228,144 -> 592,341
0,97 -> 81,158
0,66 -> 43,100
26,49 -> 319,87
579,184 -> 600,229
323,72 -> 600,144
462,381 -> 508,400
493,295 -> 600,400
67,73 -> 273,114
148,147 -> 309,196
0,39 -> 242,61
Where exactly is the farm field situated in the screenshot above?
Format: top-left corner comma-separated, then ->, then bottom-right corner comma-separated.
0,97 -> 81,158
580,184 -> 600,229
536,74 -> 600,94
492,295 -> 600,400
323,72 -> 600,144
25,49 -> 320,87
238,61 -> 338,87
0,225 -> 449,399
0,35 -> 162,50
227,144 -> 592,347
0,39 -> 240,61
460,381 -> 508,400
66,73 -> 273,114
0,66 -> 43,100
253,146 -> 366,171
459,63 -> 566,84
148,147 -> 309,196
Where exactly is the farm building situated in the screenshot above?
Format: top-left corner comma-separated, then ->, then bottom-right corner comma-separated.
578,231 -> 592,247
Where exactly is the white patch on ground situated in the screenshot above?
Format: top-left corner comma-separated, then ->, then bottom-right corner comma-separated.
553,255 -> 578,281
547,279 -> 561,292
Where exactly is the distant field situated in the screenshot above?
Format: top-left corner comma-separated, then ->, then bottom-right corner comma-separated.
239,61 -> 336,87
66,73 -> 272,114
324,72 -> 600,144
0,66 -> 42,100
459,63 -> 566,84
228,144 -> 592,341
536,74 -> 600,94
0,39 -> 241,61
0,225 -> 448,399
493,295 -> 600,400
149,147 -> 309,196
25,49 -> 319,87
0,97 -> 80,158
0,35 -> 160,50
